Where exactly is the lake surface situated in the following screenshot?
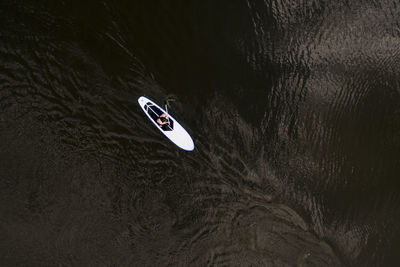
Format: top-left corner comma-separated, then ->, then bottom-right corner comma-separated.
1,1 -> 400,266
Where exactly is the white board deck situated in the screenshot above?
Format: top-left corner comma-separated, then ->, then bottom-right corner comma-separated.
138,96 -> 194,151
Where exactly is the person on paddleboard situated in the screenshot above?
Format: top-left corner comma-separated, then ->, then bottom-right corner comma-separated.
157,113 -> 170,129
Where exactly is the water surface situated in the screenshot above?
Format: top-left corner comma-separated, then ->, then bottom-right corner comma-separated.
1,1 -> 400,266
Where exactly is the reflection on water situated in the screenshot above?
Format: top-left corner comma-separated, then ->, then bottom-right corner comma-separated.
0,0 -> 399,266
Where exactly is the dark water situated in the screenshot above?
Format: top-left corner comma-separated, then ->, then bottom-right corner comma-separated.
1,0 -> 400,266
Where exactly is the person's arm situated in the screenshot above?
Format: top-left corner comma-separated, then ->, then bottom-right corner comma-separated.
157,118 -> 167,126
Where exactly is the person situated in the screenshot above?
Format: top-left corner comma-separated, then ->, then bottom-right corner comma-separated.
157,113 -> 170,127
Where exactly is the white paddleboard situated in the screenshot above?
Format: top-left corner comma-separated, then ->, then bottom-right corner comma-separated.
138,96 -> 194,151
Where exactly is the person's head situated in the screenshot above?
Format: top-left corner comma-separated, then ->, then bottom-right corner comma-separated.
160,117 -> 167,123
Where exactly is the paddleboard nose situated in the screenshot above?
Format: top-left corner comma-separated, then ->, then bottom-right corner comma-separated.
138,96 -> 146,104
